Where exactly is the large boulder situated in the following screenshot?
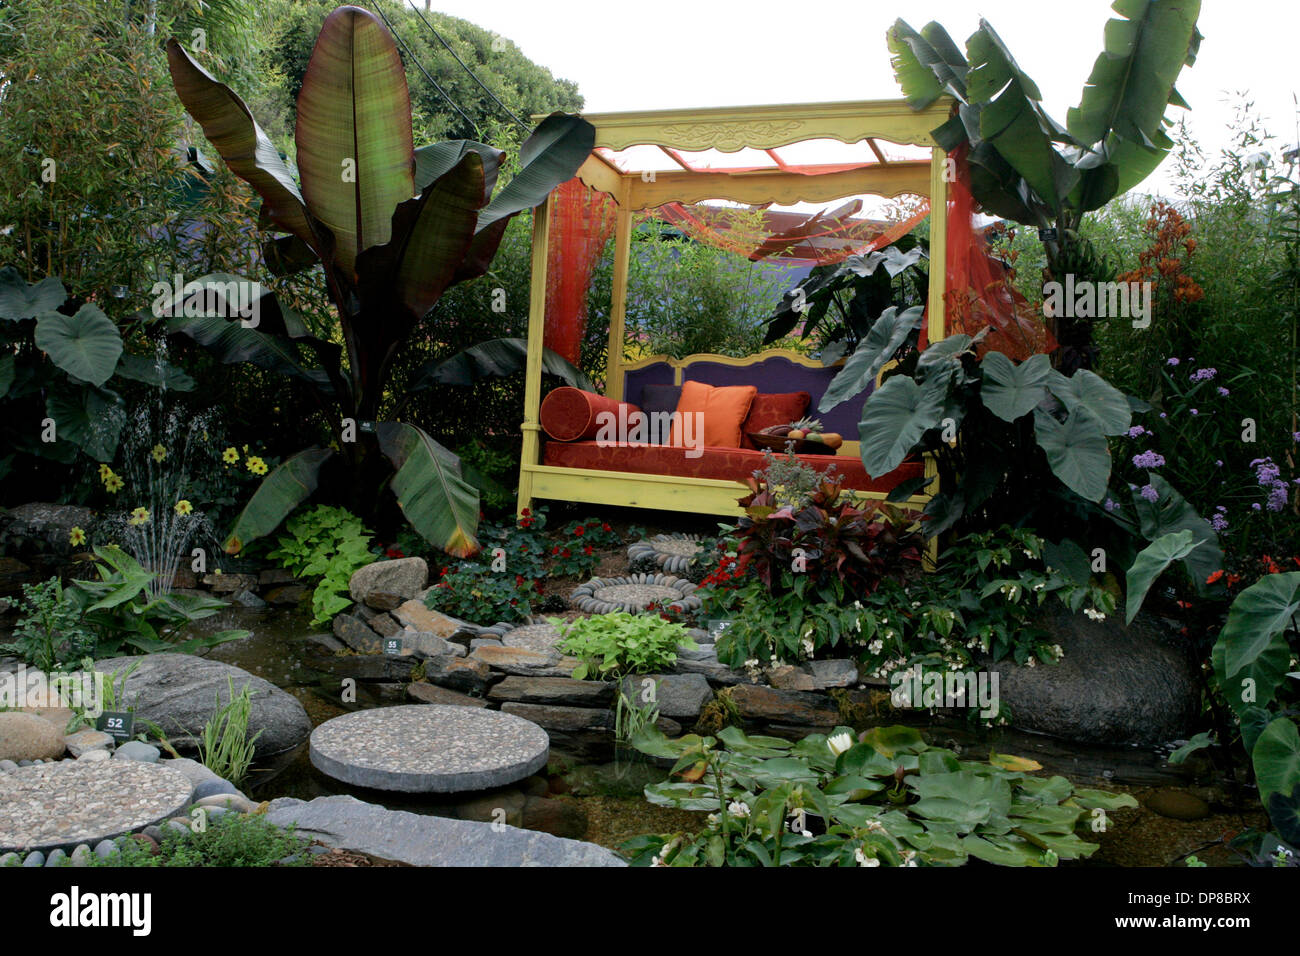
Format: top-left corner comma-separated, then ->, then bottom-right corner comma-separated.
93,654 -> 310,757
264,794 -> 624,866
349,558 -> 428,606
984,609 -> 1200,746
0,712 -> 65,761
0,503 -> 95,559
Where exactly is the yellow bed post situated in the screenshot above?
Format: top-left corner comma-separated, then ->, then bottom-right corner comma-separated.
605,196 -> 634,402
517,194 -> 553,520
922,144 -> 949,571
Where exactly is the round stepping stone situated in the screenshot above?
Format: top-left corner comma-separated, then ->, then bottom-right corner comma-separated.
0,760 -> 193,853
570,574 -> 702,615
501,622 -> 563,653
309,704 -> 549,793
628,534 -> 706,578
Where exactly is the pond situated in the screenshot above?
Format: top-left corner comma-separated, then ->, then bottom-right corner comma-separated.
196,603 -> 1264,866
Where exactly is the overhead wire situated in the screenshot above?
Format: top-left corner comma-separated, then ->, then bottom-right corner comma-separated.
372,1 -> 477,133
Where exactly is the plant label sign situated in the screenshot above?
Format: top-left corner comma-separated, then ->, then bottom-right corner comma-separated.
707,619 -> 734,642
96,711 -> 134,740
1037,227 -> 1059,242
383,637 -> 403,656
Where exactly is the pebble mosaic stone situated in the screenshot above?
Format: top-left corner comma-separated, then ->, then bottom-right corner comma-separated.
501,621 -> 563,653
569,573 -> 701,615
309,704 -> 549,793
0,759 -> 193,852
627,534 -> 705,578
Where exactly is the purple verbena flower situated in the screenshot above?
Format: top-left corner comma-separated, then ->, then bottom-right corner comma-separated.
1166,357 -> 1180,366
1140,484 -> 1159,502
1127,425 -> 1147,438
1252,502 -> 1262,511
1132,450 -> 1167,469
1267,481 -> 1290,512
1210,512 -> 1229,533
1190,367 -> 1218,382
1103,498 -> 1116,512
1252,457 -> 1282,485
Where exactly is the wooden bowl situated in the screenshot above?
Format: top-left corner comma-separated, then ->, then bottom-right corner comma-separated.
748,431 -> 835,455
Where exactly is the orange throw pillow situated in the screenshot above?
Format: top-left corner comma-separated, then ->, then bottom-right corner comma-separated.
670,380 -> 757,449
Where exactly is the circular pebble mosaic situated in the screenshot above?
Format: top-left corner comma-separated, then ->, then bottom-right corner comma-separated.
0,759 -> 193,852
502,622 -> 563,652
628,534 -> 705,578
569,573 -> 702,615
309,704 -> 549,793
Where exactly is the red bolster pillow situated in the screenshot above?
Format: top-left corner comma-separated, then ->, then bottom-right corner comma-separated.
540,387 -> 642,442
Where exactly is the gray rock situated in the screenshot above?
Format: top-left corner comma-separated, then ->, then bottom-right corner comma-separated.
767,664 -> 815,691
93,653 -> 310,757
194,793 -> 255,813
363,591 -> 404,611
93,840 -> 118,859
399,629 -> 465,659
0,712 -> 66,761
333,612 -> 383,654
500,702 -> 612,732
230,588 -> 267,608
985,609 -> 1200,746
406,682 -> 488,708
0,759 -> 17,772
113,741 -> 160,763
77,748 -> 111,762
165,819 -> 192,836
203,572 -> 257,593
672,657 -> 752,685
619,673 -> 713,719
470,645 -> 578,677
64,729 -> 115,757
158,756 -> 221,789
22,850 -> 45,867
0,852 -> 18,867
69,845 -> 91,867
44,848 -> 67,867
676,643 -> 718,662
488,676 -> 615,708
421,655 -> 494,695
729,684 -> 841,725
391,600 -> 465,638
369,614 -> 402,638
348,558 -> 428,605
809,659 -> 859,689
192,778 -> 239,800
470,637 -> 503,650
264,794 -> 624,867
142,826 -> 165,843
199,805 -> 230,823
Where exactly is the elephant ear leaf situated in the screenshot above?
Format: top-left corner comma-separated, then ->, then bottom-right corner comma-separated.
1032,406 -> 1110,502
222,447 -> 333,554
980,351 -> 1051,422
857,373 -> 947,477
1253,717 -> 1300,807
1213,572 -> 1300,715
818,306 -> 923,414
34,304 -> 123,387
1123,529 -> 1202,624
0,268 -> 67,320
375,422 -> 479,558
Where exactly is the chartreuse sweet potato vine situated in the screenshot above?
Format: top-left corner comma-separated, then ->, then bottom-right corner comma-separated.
623,724 -> 1135,867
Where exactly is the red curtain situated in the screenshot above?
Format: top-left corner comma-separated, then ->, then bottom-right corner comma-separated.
544,178 -> 618,365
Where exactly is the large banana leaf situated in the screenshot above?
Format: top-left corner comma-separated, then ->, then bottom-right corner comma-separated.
408,337 -> 594,392
0,268 -> 66,321
166,40 -> 318,250
414,140 -> 505,198
454,112 -> 596,283
1066,0 -> 1203,149
355,151 -> 485,325
376,422 -> 479,557
294,5 -> 415,274
34,304 -> 123,387
222,447 -> 333,554
886,20 -> 968,109
167,313 -> 335,395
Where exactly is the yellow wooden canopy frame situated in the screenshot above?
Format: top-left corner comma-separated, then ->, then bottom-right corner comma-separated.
516,98 -> 953,524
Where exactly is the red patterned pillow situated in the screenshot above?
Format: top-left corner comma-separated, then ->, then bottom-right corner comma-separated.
540,387 -> 641,442
740,391 -> 812,449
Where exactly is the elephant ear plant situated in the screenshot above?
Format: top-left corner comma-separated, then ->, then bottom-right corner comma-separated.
888,0 -> 1202,371
162,5 -> 594,556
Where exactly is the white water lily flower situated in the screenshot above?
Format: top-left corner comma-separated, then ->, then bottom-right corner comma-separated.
828,732 -> 853,756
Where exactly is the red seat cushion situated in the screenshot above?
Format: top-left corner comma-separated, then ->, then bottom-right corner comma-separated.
740,391 -> 812,449
540,387 -> 641,442
542,440 -> 921,494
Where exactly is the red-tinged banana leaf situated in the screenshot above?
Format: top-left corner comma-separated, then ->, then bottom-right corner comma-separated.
165,40 -> 318,251
294,5 -> 415,275
375,421 -> 479,558
414,140 -> 505,199
167,312 -> 336,396
454,112 -> 596,283
355,151 -> 485,329
222,447 -> 333,554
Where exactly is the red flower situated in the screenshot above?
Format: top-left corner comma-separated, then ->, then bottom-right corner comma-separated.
1206,570 -> 1224,585
562,548 -> 571,558
551,546 -> 560,555
515,575 -> 525,587
385,546 -> 405,559
584,545 -> 593,555
573,525 -> 585,536
602,523 -> 611,532
521,508 -> 531,517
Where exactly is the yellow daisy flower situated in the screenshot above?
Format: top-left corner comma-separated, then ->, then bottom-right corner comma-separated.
69,526 -> 86,546
222,447 -> 239,464
174,499 -> 193,516
104,473 -> 124,494
129,507 -> 150,526
98,463 -> 113,481
150,444 -> 167,463
246,456 -> 268,476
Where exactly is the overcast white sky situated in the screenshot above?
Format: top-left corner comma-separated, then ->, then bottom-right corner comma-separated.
411,0 -> 1300,197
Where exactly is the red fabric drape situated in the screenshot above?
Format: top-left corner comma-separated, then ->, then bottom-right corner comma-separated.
545,178 -> 618,364
943,143 -> 1055,360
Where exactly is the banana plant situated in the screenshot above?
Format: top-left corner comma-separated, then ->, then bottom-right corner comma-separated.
163,5 -> 594,556
887,0 -> 1202,371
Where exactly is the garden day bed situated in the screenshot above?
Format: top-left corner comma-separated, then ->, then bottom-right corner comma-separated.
513,98 -> 955,520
